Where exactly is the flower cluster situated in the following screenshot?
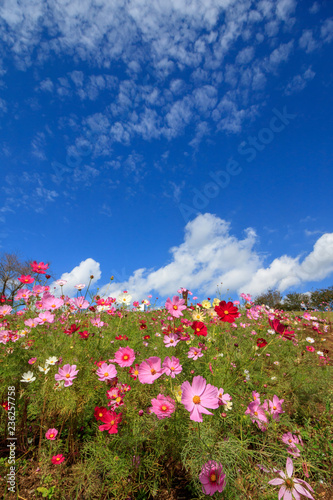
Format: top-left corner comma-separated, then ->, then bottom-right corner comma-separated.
245,391 -> 284,431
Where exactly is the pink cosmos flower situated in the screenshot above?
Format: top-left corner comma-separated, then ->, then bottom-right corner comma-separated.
199,460 -> 226,496
165,296 -> 187,318
114,346 -> 135,367
0,305 -> 12,316
245,400 -> 268,428
282,432 -> 302,457
163,333 -> 180,347
252,391 -> 261,402
51,454 -> 65,465
55,364 -> 79,387
150,394 -> 176,420
138,357 -> 162,384
96,362 -> 117,381
306,345 -> 315,352
187,346 -> 203,360
28,357 -> 37,365
45,428 -> 58,440
73,297 -> 89,309
267,395 -> 284,421
42,297 -> 64,310
268,457 -> 315,500
162,356 -> 183,378
217,388 -> 232,406
38,311 -> 55,324
181,375 -> 219,422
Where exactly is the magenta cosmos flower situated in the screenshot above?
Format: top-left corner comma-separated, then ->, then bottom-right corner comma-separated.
45,428 -> 58,440
138,357 -> 162,384
51,454 -> 65,465
162,356 -> 182,378
114,346 -> 135,367
165,296 -> 187,318
96,362 -> 117,381
199,460 -> 226,496
268,457 -> 315,500
150,394 -> 176,420
54,364 -> 79,387
181,375 -> 219,422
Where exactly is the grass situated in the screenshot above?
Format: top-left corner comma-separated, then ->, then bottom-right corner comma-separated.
0,295 -> 332,499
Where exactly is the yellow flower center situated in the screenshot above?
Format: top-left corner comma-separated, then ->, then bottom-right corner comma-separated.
273,406 -> 277,410
161,405 -> 167,411
254,411 -> 258,416
170,339 -> 174,343
99,413 -> 103,417
104,372 -> 109,377
288,439 -> 292,443
110,420 -> 115,425
173,305 -> 178,310
50,434 -> 54,438
210,473 -> 216,482
134,370 -> 139,376
123,355 -> 129,360
193,395 -> 201,404
65,374 -> 70,378
196,328 -> 201,332
171,367 -> 175,371
224,310 -> 229,314
151,369 -> 156,375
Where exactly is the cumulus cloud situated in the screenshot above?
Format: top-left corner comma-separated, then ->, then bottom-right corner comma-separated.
84,214 -> 333,302
52,258 -> 101,297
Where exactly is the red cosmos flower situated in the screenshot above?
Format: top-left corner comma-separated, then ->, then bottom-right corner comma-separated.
143,335 -> 150,340
1,401 -> 9,411
257,338 -> 267,348
129,364 -> 140,380
94,360 -> 106,368
31,261 -> 49,274
63,324 -> 80,335
98,410 -> 122,434
115,334 -> 129,341
139,321 -> 147,330
214,301 -> 240,323
78,330 -> 89,339
191,321 -> 208,337
94,406 -> 109,421
18,274 -> 34,284
268,319 -> 295,340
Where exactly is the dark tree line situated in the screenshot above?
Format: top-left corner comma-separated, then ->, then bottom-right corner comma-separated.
253,287 -> 333,311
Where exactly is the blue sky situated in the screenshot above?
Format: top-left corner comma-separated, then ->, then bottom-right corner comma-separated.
1,0 -> 333,305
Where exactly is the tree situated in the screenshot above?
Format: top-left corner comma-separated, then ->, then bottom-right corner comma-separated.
253,289 -> 283,309
282,292 -> 311,311
0,252 -> 34,305
309,286 -> 333,311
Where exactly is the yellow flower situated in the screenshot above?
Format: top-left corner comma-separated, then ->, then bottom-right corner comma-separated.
173,385 -> 182,402
201,300 -> 211,309
212,298 -> 220,307
192,309 -> 205,322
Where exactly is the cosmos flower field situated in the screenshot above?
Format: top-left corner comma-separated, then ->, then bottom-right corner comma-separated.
0,264 -> 332,499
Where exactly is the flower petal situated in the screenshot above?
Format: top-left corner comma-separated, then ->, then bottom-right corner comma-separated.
268,478 -> 285,486
286,457 -> 293,477
293,483 -> 315,499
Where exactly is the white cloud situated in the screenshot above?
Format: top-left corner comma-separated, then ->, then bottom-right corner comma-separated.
89,214 -> 333,301
284,66 -> 315,95
52,258 -> 101,298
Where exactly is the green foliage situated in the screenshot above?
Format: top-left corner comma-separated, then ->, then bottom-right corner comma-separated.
0,289 -> 332,499
253,289 -> 282,308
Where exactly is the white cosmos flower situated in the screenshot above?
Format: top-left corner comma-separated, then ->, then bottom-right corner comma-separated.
21,371 -> 36,383
306,337 -> 315,343
38,365 -> 50,374
317,351 -> 324,356
117,293 -> 132,305
45,356 -> 58,366
224,401 -> 233,411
